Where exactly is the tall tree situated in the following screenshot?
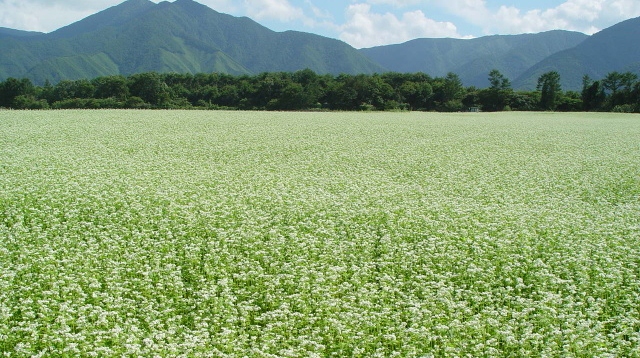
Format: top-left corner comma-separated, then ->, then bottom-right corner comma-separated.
602,72 -> 625,95
537,71 -> 562,111
400,81 -> 432,110
128,72 -> 170,106
52,80 -> 96,102
603,71 -> 639,108
488,69 -> 511,91
432,72 -> 464,111
0,78 -> 34,108
93,76 -> 129,100
632,82 -> 640,113
581,75 -> 605,111
480,69 -> 512,111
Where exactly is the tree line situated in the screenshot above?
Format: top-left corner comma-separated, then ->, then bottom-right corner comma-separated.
0,69 -> 639,112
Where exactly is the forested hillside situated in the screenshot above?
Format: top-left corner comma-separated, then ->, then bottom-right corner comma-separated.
1,1 -> 639,94
0,0 -> 383,85
359,31 -> 588,88
514,16 -> 640,90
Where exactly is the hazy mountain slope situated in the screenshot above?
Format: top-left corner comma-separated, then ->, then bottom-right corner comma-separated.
0,28 -> 44,38
48,0 -> 156,39
360,31 -> 588,87
3,0 -> 638,89
0,0 -> 384,84
514,16 -> 640,90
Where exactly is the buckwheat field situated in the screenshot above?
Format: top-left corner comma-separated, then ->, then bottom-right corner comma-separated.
1,110 -> 639,357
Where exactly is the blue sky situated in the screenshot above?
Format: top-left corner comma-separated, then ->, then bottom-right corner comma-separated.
1,0 -> 639,48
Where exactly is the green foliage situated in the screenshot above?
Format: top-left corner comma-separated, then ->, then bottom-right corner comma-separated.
488,69 -> 511,91
509,91 -> 540,111
399,80 -> 433,110
93,75 -> 129,100
556,91 -> 583,112
12,95 -> 49,109
128,72 -> 171,106
537,71 -> 562,110
476,69 -> 514,112
602,71 -> 639,109
0,77 -> 34,108
581,75 -> 606,111
52,79 -> 96,102
1,68 -> 640,112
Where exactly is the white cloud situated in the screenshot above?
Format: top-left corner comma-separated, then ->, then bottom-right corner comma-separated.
3,0 -> 640,46
365,0 -> 423,6
0,0 -> 98,32
0,0 -> 312,33
304,0 -> 333,20
435,0 -> 640,35
198,0 -> 238,14
242,0 -> 306,22
339,3 -> 461,48
434,0 -> 491,23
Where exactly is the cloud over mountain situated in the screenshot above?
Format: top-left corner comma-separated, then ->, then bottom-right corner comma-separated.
2,0 -> 640,47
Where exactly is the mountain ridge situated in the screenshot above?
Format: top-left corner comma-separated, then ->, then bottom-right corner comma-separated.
359,30 -> 589,88
0,0 -> 384,84
1,0 -> 639,90
513,16 -> 640,90
48,0 -> 156,39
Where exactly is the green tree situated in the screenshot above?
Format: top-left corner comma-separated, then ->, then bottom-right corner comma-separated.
632,82 -> 640,113
216,84 -> 240,108
0,78 -> 34,108
581,75 -> 605,111
602,71 -> 625,95
12,95 -> 49,109
537,71 -> 562,111
292,69 -> 323,109
325,74 -> 358,110
93,76 -> 129,100
603,71 -> 638,109
39,79 -> 55,104
52,80 -> 95,102
509,91 -> 539,111
400,81 -> 433,110
432,72 -> 464,111
128,72 -> 170,107
479,69 -> 512,111
488,69 -> 511,91
269,82 -> 308,110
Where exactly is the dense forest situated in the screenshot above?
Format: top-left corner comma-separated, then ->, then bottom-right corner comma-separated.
1,69 -> 639,112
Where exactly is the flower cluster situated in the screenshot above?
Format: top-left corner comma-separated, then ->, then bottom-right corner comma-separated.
1,110 -> 638,356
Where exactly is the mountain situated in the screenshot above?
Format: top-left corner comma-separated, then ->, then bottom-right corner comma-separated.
0,0 -> 384,84
48,0 -> 156,39
0,28 -> 43,38
2,0 -> 639,90
359,31 -> 588,88
513,16 -> 640,90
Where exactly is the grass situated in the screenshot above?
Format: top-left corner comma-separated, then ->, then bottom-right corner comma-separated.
1,110 -> 639,357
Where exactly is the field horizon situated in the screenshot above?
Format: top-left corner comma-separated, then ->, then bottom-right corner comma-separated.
1,110 -> 639,356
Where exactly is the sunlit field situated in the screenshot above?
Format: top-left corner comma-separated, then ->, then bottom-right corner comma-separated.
1,110 -> 639,357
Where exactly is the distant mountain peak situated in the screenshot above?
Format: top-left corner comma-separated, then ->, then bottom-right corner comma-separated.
49,0 -> 156,37
173,0 -> 217,14
0,27 -> 44,38
0,0 -> 383,84
360,30 -> 588,88
513,16 -> 640,90
3,0 -> 636,87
